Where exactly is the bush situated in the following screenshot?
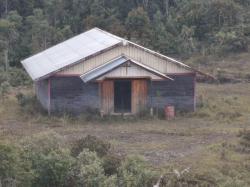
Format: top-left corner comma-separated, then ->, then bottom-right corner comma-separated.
21,131 -> 75,187
118,155 -> 156,187
102,154 -> 121,176
31,150 -> 75,187
16,92 -> 45,114
21,131 -> 64,156
8,67 -> 32,87
160,168 -> 216,187
75,149 -> 118,187
238,129 -> 250,153
0,68 -> 31,88
0,81 -> 10,100
0,142 -> 33,187
214,30 -> 248,55
75,149 -> 107,186
71,135 -> 111,157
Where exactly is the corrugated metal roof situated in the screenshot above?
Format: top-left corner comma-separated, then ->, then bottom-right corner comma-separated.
21,27 -> 213,81
80,56 -> 172,83
81,56 -> 128,82
21,28 -> 123,80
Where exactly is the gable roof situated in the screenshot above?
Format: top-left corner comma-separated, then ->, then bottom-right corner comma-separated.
80,56 -> 172,83
21,27 -> 213,81
21,28 -> 123,80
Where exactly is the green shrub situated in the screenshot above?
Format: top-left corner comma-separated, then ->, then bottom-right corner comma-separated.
238,129 -> 250,153
75,149 -> 117,187
214,30 -> 248,55
0,70 -> 8,84
16,92 -> 45,114
160,169 -> 216,187
71,135 -> 111,157
21,131 -> 64,156
0,70 -> 11,101
21,131 -> 75,187
0,68 -> 31,88
0,81 -> 10,100
31,150 -> 75,187
0,142 -> 33,187
103,175 -> 118,187
102,154 -> 121,176
118,155 -> 156,187
8,67 -> 32,87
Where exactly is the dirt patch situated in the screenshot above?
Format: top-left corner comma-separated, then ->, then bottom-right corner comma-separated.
0,118 -> 233,166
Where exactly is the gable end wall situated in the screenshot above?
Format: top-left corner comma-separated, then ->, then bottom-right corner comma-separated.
57,44 -> 192,76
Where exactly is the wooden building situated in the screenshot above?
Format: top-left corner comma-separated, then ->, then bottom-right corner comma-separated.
21,28 -> 208,115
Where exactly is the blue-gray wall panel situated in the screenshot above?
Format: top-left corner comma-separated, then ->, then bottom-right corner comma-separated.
50,77 -> 100,114
148,74 -> 195,111
35,74 -> 195,114
35,79 -> 49,110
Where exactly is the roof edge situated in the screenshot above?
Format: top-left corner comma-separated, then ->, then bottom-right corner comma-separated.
80,55 -> 173,82
33,42 -> 123,81
92,28 -> 213,78
23,27 -> 214,81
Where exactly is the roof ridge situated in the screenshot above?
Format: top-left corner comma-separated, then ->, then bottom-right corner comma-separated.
93,28 -> 192,70
92,27 -> 125,42
21,27 -> 213,81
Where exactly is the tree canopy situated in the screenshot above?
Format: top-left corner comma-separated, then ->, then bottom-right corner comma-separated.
0,0 -> 249,68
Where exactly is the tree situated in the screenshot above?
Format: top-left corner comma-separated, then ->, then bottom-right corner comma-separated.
179,25 -> 197,55
0,11 -> 22,70
26,9 -> 53,53
0,0 -> 250,67
0,80 -> 10,100
125,7 -> 150,39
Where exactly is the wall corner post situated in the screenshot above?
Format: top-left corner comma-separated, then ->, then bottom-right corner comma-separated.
48,78 -> 51,116
193,73 -> 197,112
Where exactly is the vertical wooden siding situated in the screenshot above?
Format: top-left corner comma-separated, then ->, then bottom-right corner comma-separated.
58,44 -> 192,75
132,79 -> 148,114
101,80 -> 114,114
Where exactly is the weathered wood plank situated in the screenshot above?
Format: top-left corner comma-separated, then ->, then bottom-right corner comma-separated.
101,80 -> 114,114
132,79 -> 148,114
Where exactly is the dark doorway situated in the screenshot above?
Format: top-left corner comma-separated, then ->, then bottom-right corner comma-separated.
114,80 -> 131,113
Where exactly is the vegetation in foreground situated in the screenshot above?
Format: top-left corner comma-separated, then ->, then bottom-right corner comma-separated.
0,53 -> 250,186
1,130 -> 250,187
0,81 -> 249,186
0,1 -> 249,186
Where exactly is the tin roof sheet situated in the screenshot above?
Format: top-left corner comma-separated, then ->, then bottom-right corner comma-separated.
21,28 -> 123,80
21,27 -> 213,81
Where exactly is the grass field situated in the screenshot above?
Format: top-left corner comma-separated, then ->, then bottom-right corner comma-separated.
0,82 -> 249,181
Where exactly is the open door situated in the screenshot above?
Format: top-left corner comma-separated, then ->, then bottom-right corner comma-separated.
101,80 -> 114,114
132,79 -> 148,114
114,80 -> 131,113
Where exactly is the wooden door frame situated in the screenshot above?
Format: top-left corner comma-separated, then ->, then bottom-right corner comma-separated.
99,78 -> 149,115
